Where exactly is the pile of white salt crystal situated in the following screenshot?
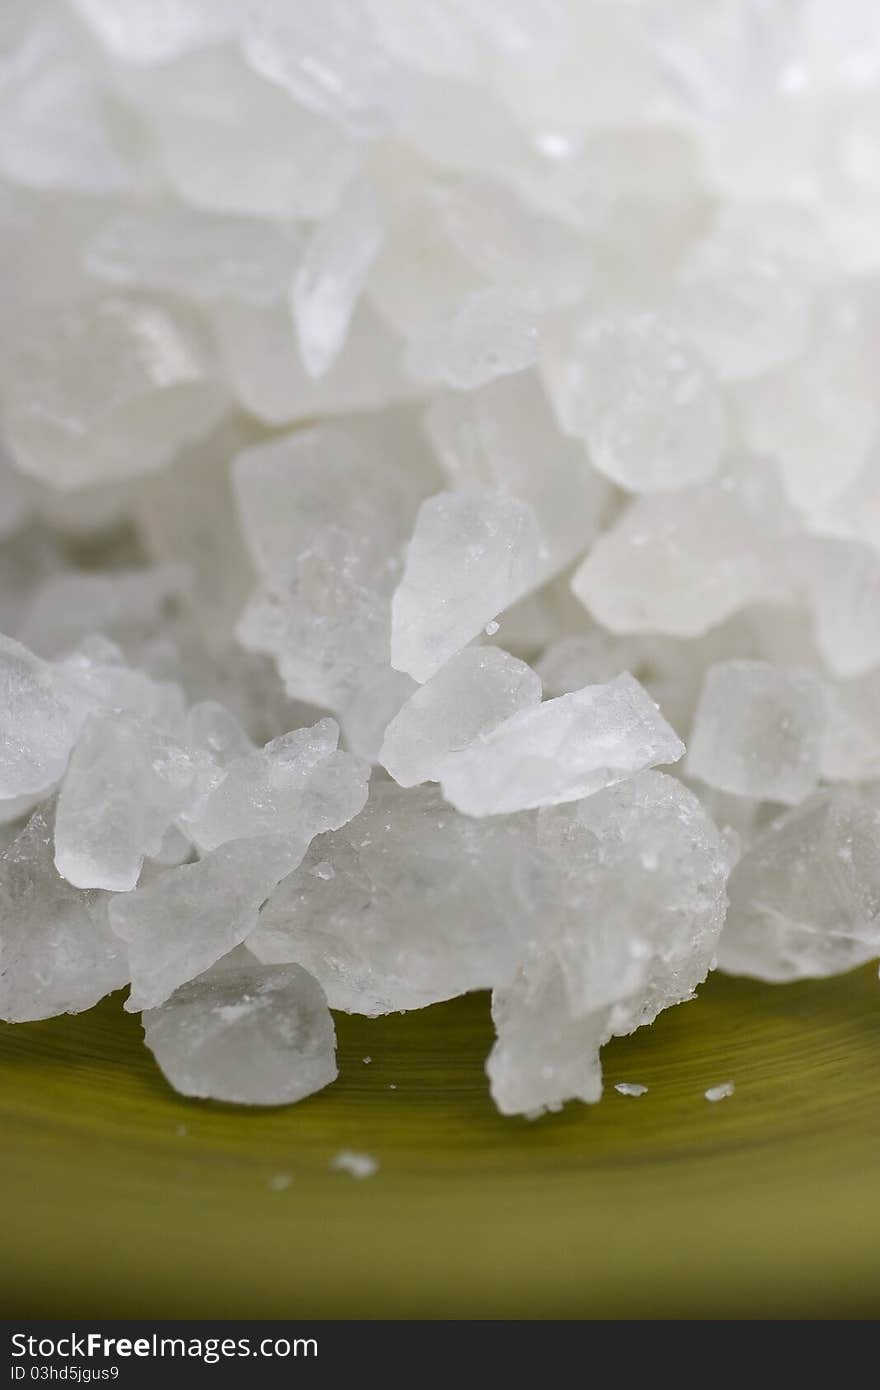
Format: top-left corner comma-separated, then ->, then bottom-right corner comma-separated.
2,1 -> 880,1117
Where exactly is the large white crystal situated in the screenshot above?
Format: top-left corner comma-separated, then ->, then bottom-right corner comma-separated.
439,672 -> 684,816
572,459 -> 793,637
718,788 -> 880,981
112,835 -> 305,1013
391,486 -> 546,683
487,773 -> 729,1115
671,223 -> 810,382
380,647 -> 542,788
54,711 -> 203,892
250,781 -> 543,1015
117,44 -> 358,222
0,804 -> 127,1022
0,633 -> 181,806
687,660 -> 825,806
546,311 -> 726,493
2,296 -> 227,489
424,369 -> 608,577
142,952 -> 337,1106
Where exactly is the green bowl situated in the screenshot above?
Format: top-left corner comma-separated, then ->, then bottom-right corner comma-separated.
2,965 -> 879,1318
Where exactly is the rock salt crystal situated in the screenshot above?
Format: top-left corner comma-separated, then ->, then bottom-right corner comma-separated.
0,0 -> 879,1116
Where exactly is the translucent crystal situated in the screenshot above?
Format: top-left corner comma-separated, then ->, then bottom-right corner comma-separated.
546,311 -> 726,493
391,486 -> 546,683
2,296 -> 227,489
183,718 -> 369,853
241,0 -> 407,137
84,205 -> 301,307
572,459 -> 793,637
425,174 -> 589,313
0,633 -> 181,806
250,781 -> 543,1015
718,788 -> 880,981
0,804 -> 127,1022
380,647 -> 542,787
424,369 -> 608,577
54,711 -> 203,892
142,955 -> 337,1106
292,178 -> 386,379
0,13 -> 131,195
488,953 -> 604,1115
112,835 -> 305,1013
671,224 -> 810,382
801,537 -> 880,678
233,425 -> 424,738
687,660 -> 825,806
117,44 -> 358,222
19,565 -> 187,660
213,297 -> 407,426
735,288 -> 877,512
487,773 -> 729,1115
69,0 -> 232,64
439,672 -> 684,816
330,1150 -> 378,1179
404,289 -> 539,391
821,672 -> 880,782
0,634 -> 101,802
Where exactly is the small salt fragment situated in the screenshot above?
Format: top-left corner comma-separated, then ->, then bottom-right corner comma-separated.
391,487 -> 546,683
331,1150 -> 379,1179
404,289 -> 539,391
614,1083 -> 648,1097
485,621 -> 500,636
362,1056 -> 372,1065
705,1081 -> 735,1103
268,1174 -> 292,1192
